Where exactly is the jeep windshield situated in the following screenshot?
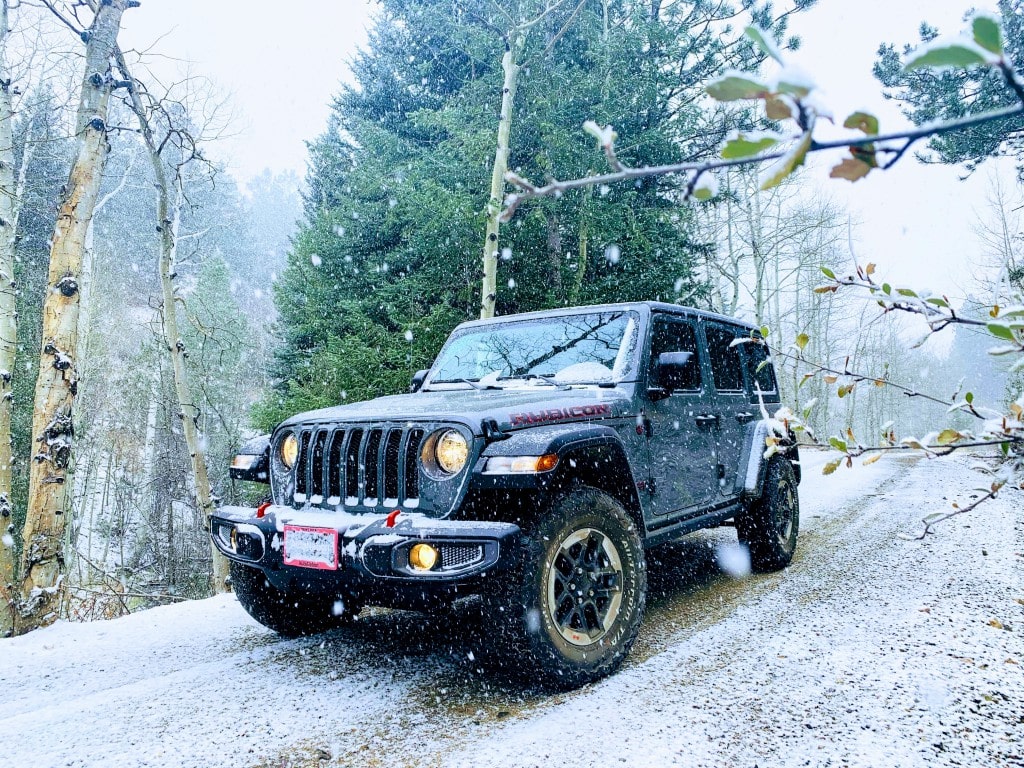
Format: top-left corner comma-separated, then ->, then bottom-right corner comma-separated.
427,310 -> 639,388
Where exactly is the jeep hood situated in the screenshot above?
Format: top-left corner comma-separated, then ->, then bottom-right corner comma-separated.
278,386 -> 637,435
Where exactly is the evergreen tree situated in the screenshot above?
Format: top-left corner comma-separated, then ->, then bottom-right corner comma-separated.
266,0 -> 812,422
874,0 -> 1024,173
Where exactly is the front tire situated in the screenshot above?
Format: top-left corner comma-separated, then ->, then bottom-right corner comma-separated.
230,561 -> 359,637
486,488 -> 646,689
737,455 -> 799,572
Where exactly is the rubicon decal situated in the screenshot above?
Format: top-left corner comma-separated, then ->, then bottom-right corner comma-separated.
509,403 -> 612,426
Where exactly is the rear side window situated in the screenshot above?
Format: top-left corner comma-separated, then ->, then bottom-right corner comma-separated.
705,325 -> 744,392
743,341 -> 777,395
650,320 -> 701,392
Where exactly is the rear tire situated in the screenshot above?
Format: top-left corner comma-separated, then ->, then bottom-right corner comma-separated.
230,561 -> 359,637
484,487 -> 646,689
737,455 -> 799,572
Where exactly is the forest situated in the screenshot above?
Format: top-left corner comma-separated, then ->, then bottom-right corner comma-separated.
0,0 -> 1021,637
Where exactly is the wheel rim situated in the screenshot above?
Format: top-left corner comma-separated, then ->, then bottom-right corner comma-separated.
773,473 -> 797,545
546,527 -> 624,646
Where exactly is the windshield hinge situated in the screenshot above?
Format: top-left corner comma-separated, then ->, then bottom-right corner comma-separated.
482,418 -> 510,442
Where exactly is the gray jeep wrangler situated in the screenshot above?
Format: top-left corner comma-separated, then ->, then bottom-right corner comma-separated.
214,302 -> 800,688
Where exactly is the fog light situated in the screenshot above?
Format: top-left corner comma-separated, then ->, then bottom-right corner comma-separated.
409,543 -> 439,571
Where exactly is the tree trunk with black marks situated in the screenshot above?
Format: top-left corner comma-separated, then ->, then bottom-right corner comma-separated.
17,0 -> 132,634
0,0 -> 17,635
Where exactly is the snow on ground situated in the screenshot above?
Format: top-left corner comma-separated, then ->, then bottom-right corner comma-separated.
1,451 -> 1020,768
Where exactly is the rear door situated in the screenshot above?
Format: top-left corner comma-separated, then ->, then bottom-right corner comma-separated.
703,322 -> 753,498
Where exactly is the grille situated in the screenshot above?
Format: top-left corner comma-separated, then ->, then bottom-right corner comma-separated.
293,426 -> 426,508
440,544 -> 484,570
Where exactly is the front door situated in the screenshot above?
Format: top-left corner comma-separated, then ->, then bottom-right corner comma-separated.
644,317 -> 718,516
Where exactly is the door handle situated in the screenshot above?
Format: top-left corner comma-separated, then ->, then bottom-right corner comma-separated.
735,411 -> 756,424
694,413 -> 719,428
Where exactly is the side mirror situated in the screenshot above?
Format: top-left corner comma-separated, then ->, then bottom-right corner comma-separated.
648,351 -> 693,399
230,434 -> 270,483
410,369 -> 429,393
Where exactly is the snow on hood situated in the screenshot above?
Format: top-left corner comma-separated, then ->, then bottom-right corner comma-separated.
277,385 -> 636,435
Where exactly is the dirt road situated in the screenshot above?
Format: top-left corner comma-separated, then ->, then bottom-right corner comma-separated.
3,452 -> 1021,768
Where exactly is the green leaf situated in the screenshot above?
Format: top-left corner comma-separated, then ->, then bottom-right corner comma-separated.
760,131 -> 812,190
843,111 -> 879,136
987,322 -> 1017,341
706,74 -> 770,102
692,177 -> 717,201
821,267 -> 836,280
721,133 -> 781,159
925,297 -> 949,308
882,283 -> 892,295
796,332 -> 809,351
965,391 -> 974,404
896,288 -> 918,297
745,25 -> 783,63
1001,441 -> 1011,457
905,42 -> 990,71
972,15 -> 1003,56
829,437 -> 848,453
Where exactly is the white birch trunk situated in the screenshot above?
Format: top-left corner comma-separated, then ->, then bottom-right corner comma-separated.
17,0 -> 132,634
0,0 -> 16,634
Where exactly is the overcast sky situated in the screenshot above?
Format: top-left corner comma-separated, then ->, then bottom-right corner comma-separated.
119,0 -> 1012,298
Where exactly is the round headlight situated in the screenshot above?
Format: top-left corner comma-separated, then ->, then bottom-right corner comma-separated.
434,429 -> 468,475
279,432 -> 299,469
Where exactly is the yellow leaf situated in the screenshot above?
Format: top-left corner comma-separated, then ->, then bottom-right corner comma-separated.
988,618 -> 1004,630
765,94 -> 794,121
935,429 -> 962,445
829,157 -> 872,182
796,332 -> 809,350
862,454 -> 881,466
822,459 -> 841,476
824,375 -> 838,384
990,304 -> 1000,318
865,262 -> 876,276
874,379 -> 886,387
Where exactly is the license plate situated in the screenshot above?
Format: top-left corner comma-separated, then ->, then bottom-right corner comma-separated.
283,525 -> 339,570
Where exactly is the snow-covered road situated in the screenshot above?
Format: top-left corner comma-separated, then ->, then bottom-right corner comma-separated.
3,452 -> 1021,768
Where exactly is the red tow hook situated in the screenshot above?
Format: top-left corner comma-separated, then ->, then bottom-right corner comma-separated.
384,509 -> 401,528
256,502 -> 271,518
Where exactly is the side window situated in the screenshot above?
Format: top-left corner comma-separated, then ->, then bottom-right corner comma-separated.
650,320 -> 701,392
743,341 -> 777,395
705,324 -> 744,392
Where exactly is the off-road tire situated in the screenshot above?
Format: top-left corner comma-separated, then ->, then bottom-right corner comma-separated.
485,487 -> 646,689
230,561 -> 359,637
737,454 -> 799,572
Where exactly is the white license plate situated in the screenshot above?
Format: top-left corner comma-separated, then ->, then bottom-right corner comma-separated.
283,525 -> 339,570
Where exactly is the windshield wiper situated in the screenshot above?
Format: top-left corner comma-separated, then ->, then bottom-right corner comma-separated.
497,373 -> 567,389
428,377 -> 500,390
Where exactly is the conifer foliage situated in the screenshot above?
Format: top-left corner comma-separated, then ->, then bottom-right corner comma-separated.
266,0 -> 810,422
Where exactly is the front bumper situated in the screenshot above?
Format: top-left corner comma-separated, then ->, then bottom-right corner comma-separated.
211,505 -> 521,598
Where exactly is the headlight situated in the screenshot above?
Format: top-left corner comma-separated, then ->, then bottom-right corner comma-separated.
434,429 -> 468,475
279,432 -> 299,469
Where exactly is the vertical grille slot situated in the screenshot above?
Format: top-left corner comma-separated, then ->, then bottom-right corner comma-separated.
294,430 -> 312,499
310,430 -> 328,502
403,428 -> 425,503
362,428 -> 383,504
326,430 -> 345,503
345,429 -> 363,503
382,429 -> 403,502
